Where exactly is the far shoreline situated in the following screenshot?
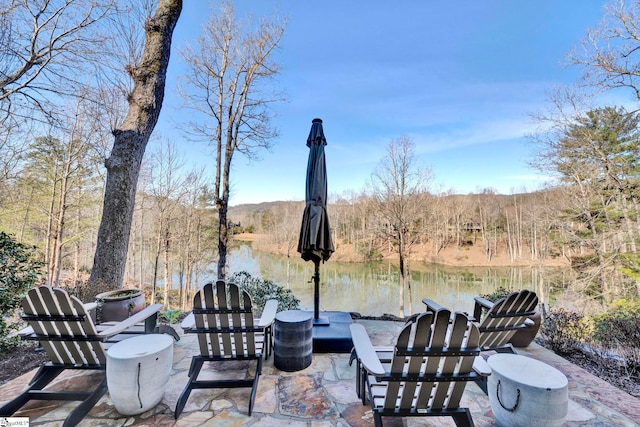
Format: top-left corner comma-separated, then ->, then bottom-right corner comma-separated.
233,233 -> 570,269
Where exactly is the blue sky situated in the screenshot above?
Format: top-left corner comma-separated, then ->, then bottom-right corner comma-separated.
154,1 -> 614,205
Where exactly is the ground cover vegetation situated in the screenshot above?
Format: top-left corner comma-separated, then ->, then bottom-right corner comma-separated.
1,0 -> 640,398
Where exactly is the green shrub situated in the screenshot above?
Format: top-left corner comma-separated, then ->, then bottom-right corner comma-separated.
480,286 -> 512,302
354,241 -> 382,262
477,287 -> 514,319
0,232 -> 44,350
590,299 -> 640,345
540,307 -> 587,355
588,299 -> 640,373
161,309 -> 184,324
620,253 -> 640,282
229,271 -> 300,316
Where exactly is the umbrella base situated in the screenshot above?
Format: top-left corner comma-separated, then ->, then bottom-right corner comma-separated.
313,316 -> 330,326
308,311 -> 353,353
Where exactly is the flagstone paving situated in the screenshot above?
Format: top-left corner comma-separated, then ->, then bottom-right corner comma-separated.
1,319 -> 639,426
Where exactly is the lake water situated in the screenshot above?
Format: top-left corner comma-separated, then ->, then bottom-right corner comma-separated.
225,243 -> 571,317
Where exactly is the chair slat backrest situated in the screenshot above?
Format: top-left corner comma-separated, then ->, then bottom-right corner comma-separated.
21,286 -> 105,366
478,290 -> 538,349
378,309 -> 480,412
192,281 -> 260,359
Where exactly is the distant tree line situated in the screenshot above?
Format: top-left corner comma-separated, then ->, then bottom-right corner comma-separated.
3,0 -> 640,309
3,104 -> 640,307
249,181 -> 637,302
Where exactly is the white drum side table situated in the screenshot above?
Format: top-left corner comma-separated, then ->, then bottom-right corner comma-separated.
106,334 -> 174,416
487,353 -> 568,427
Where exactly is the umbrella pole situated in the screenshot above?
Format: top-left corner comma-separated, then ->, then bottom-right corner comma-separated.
313,260 -> 320,320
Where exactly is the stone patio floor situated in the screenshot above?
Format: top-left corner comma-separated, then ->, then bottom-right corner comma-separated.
1,319 -> 639,426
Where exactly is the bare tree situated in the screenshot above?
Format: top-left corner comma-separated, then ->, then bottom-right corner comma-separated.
569,0 -> 640,99
89,0 -> 182,292
174,168 -> 215,309
369,135 -> 431,316
147,139 -> 185,306
179,1 -> 285,279
0,0 -> 115,123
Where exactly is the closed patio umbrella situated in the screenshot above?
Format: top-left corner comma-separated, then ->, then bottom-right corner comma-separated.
297,118 -> 334,323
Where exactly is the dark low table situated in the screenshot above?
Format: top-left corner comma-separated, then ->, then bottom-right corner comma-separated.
274,310 -> 313,371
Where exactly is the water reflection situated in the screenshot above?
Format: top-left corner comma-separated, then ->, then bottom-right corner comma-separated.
226,243 -> 570,317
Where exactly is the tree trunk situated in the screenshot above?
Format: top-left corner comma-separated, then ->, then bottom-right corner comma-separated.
618,190 -> 637,252
89,0 -> 182,292
151,222 -> 163,304
45,164 -> 59,284
163,226 -> 171,308
398,232 -> 405,317
217,200 -> 228,279
52,169 -> 70,288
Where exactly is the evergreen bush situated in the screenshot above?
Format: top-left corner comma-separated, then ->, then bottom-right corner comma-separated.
589,299 -> 640,374
0,232 -> 44,350
478,286 -> 513,318
540,307 -> 587,354
229,271 -> 300,316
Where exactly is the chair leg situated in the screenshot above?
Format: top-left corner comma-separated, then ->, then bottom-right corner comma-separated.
355,360 -> 361,400
1,367 -> 107,427
491,343 -> 516,354
29,364 -> 65,388
155,324 -> 180,341
62,377 -> 108,427
248,358 -> 262,416
451,408 -> 474,427
263,325 -> 272,360
0,365 -> 64,416
373,411 -> 383,427
474,376 -> 488,394
359,362 -> 368,404
348,349 -> 366,403
175,358 -> 205,419
187,356 -> 204,378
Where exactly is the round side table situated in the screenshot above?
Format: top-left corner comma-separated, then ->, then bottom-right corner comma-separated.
274,310 -> 313,371
106,334 -> 174,416
487,353 -> 568,427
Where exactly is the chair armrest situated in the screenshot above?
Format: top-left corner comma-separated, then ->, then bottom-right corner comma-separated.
350,324 -> 385,376
18,325 -> 34,336
472,356 -> 492,377
181,313 -> 195,330
258,299 -> 278,328
473,296 -> 494,321
422,298 -> 445,312
97,303 -> 162,338
84,302 -> 98,311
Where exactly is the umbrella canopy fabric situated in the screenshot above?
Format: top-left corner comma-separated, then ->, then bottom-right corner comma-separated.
298,118 -> 334,263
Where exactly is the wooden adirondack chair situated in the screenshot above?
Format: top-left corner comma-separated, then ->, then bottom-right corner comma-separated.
423,289 -> 538,393
424,289 -> 538,354
350,308 -> 490,427
0,285 -> 167,427
174,281 -> 278,419
471,289 -> 538,352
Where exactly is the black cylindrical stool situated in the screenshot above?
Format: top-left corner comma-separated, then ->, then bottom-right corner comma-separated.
274,310 -> 313,371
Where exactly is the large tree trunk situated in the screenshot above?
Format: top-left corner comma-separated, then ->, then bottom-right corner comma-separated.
89,0 -> 182,292
217,200 -> 229,279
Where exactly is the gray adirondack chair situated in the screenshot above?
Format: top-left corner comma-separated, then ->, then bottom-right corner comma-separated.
471,289 -> 539,352
174,281 -> 277,418
424,289 -> 538,393
350,308 -> 490,427
0,285 -> 167,427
